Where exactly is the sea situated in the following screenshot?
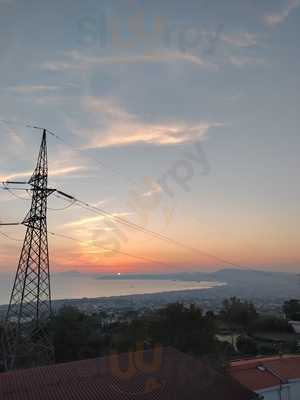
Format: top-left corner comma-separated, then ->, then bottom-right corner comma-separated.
0,273 -> 224,305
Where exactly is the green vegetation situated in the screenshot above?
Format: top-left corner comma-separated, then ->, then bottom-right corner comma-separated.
50,298 -> 299,364
51,303 -> 220,363
1,298 -> 299,372
252,315 -> 293,333
52,306 -> 107,362
220,297 -> 258,329
283,299 -> 300,321
236,336 -> 258,356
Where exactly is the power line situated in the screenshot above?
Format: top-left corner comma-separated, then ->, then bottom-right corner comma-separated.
0,180 -> 247,270
0,120 -> 254,270
48,231 -> 171,268
0,231 -> 23,242
0,120 -> 138,185
2,186 -> 31,201
48,192 -> 77,211
0,119 -> 62,141
55,190 -> 250,270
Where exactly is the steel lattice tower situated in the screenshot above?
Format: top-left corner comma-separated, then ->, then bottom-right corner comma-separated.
2,130 -> 54,371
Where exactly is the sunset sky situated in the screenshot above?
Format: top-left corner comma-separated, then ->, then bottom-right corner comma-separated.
0,0 -> 299,275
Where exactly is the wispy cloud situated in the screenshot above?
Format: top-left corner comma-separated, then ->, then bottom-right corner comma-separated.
87,122 -> 217,148
40,44 -> 265,76
222,33 -> 259,48
41,50 -> 216,72
142,182 -> 163,198
90,198 -> 113,208
227,56 -> 266,68
264,0 -> 300,27
5,85 -> 60,94
64,213 -> 132,228
0,121 -> 24,146
50,166 -> 88,178
71,97 -> 222,149
0,166 -> 87,182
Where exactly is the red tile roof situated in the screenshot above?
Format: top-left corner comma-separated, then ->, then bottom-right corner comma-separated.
229,355 -> 300,391
0,347 -> 257,400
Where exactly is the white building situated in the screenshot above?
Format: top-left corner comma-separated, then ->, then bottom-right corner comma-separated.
229,355 -> 300,400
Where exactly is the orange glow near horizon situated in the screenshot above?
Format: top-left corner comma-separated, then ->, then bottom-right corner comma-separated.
1,210 -> 299,274
0,220 -> 299,276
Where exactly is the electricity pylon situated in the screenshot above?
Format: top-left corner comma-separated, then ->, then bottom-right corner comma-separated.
2,129 -> 55,371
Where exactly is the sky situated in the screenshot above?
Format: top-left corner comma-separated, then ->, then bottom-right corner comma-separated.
0,0 -> 299,276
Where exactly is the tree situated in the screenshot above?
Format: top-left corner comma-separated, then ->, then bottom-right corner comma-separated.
220,297 -> 258,328
110,303 -> 219,357
236,336 -> 258,356
0,322 -> 4,372
252,315 -> 293,333
149,303 -> 218,356
283,300 -> 300,320
52,306 -> 104,362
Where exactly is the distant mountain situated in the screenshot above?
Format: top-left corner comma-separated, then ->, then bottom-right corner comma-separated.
96,268 -> 296,282
0,269 -> 298,314
96,268 -> 300,298
56,270 -> 83,277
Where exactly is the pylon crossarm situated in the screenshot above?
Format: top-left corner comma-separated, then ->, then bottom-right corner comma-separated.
3,181 -> 28,185
0,222 -> 21,226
